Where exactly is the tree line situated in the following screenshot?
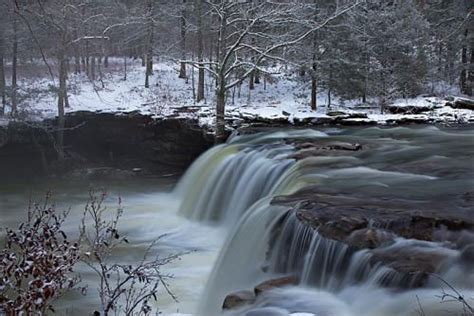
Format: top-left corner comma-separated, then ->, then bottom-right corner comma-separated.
0,0 -> 472,143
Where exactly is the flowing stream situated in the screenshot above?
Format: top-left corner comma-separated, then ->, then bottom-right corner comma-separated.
1,126 -> 473,316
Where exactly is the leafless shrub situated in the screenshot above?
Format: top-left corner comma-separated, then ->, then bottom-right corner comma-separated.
0,192 -> 82,314
79,190 -> 181,316
433,274 -> 474,316
416,274 -> 474,316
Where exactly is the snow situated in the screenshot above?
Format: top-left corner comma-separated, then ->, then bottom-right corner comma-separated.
2,58 -> 473,130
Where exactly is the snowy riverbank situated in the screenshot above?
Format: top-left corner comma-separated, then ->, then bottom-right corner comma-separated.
1,58 -> 473,130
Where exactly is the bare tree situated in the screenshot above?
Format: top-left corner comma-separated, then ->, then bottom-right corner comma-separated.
185,0 -> 360,142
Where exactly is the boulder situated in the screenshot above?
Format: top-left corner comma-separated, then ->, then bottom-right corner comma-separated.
254,276 -> 299,296
446,97 -> 474,110
222,290 -> 255,310
459,244 -> 474,270
346,228 -> 396,249
386,105 -> 433,114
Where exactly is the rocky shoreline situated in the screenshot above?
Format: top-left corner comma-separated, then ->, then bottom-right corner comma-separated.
2,101 -> 472,181
0,111 -> 214,180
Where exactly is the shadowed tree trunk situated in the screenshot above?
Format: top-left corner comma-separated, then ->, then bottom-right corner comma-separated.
215,84 -> 226,143
91,55 -> 96,80
11,15 -> 18,116
196,0 -> 205,102
310,46 -> 317,111
215,8 -> 227,144
179,0 -> 187,79
0,25 -> 5,115
144,0 -> 154,88
56,32 -> 68,160
460,28 -> 468,94
254,70 -> 260,84
468,44 -> 473,96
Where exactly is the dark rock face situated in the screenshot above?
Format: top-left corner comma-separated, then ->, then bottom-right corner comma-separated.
0,111 -> 213,179
274,190 -> 474,243
271,189 -> 474,287
386,105 -> 433,114
446,97 -> 474,110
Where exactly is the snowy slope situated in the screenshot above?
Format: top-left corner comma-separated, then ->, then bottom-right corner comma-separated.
3,58 -> 473,130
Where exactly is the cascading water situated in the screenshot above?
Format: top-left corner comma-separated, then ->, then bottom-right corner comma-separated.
173,126 -> 474,316
176,144 -> 294,224
175,129 -> 329,225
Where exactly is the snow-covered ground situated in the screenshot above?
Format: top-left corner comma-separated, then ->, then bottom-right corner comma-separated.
1,58 -> 473,129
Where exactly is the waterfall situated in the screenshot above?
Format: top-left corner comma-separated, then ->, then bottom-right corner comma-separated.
197,199 -> 290,315
268,213 -> 459,290
173,127 -> 474,315
175,129 -> 329,225
176,144 -> 294,224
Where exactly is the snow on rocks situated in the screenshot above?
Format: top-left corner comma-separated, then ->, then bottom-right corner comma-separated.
2,59 -> 473,132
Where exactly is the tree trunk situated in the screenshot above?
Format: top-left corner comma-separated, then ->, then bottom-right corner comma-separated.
74,54 -> 80,74
144,0 -> 154,88
81,56 -> 86,73
215,9 -> 227,144
123,56 -> 128,81
179,0 -> 187,79
310,76 -> 317,111
249,71 -> 255,90
57,35 -> 68,160
310,60 -> 317,111
91,56 -> 96,81
310,14 -> 317,111
460,28 -> 468,94
11,15 -> 18,116
468,44 -> 473,96
196,0 -> 205,102
254,70 -> 260,84
104,41 -> 109,68
0,25 -> 5,115
215,87 -> 226,144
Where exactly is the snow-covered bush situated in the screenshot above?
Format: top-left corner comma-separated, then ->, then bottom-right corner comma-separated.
0,193 -> 82,314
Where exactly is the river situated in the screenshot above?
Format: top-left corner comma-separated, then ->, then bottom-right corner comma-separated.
1,126 -> 473,316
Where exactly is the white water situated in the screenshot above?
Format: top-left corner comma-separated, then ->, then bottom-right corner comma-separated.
177,126 -> 474,316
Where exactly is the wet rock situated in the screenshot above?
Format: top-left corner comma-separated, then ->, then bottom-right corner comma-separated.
459,245 -> 474,270
386,105 -> 433,114
254,276 -> 299,296
446,97 -> 474,110
0,112 -> 214,179
326,111 -> 347,117
326,142 -> 362,151
369,247 -> 447,287
386,116 -> 433,124
272,188 -> 474,288
288,140 -> 363,160
346,228 -> 396,249
223,290 -> 255,310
